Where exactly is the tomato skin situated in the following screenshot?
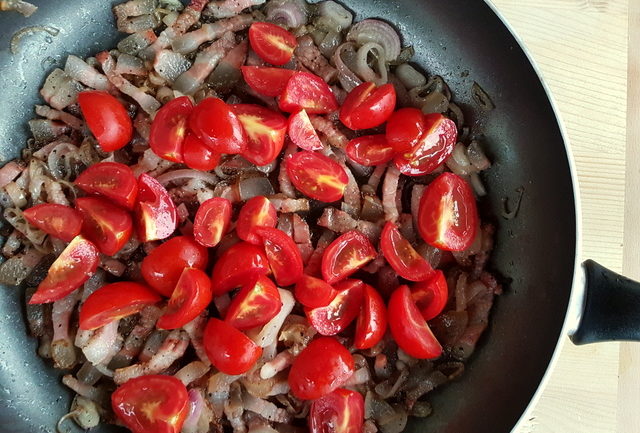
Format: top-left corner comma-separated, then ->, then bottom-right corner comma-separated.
339,82 -> 396,130
203,318 -> 262,375
193,197 -> 232,247
75,197 -> 133,256
279,72 -> 339,114
286,151 -> 349,203
385,107 -> 425,153
345,134 -> 395,166
22,204 -> 82,242
189,98 -> 247,154
354,284 -> 387,350
248,22 -> 297,66
75,162 -> 138,209
288,109 -> 324,151
225,275 -> 282,330
236,196 -> 278,245
79,281 -> 161,330
411,270 -> 448,321
294,274 -> 336,308
183,132 -> 221,171
78,90 -> 132,152
210,241 -> 270,296
380,221 -> 434,282
112,375 -> 189,433
321,230 -> 377,284
134,173 -> 178,242
149,96 -> 193,163
388,285 -> 442,359
241,66 -> 296,97
232,104 -> 288,166
256,226 -> 303,286
157,268 -> 212,330
306,279 -> 364,336
417,172 -> 478,251
309,388 -> 364,433
288,337 -> 355,400
29,236 -> 99,304
141,236 -> 209,297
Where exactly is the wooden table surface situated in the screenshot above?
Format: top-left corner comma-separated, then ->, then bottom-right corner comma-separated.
489,1 -> 638,432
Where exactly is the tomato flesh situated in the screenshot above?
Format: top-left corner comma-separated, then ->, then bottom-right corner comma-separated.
75,161 -> 138,209
256,226 -> 303,286
346,134 -> 395,167
279,72 -> 339,114
286,151 -> 348,203
288,109 -> 324,151
385,107 -> 425,153
203,318 -> 262,375
78,90 -> 132,152
76,196 -> 133,256
210,241 -> 270,296
294,274 -> 336,308
354,284 -> 387,350
233,104 -> 287,166
189,97 -> 247,154
380,221 -> 434,282
149,96 -> 193,163
248,22 -> 297,66
321,230 -> 376,284
157,268 -> 212,330
306,279 -> 364,336
236,196 -> 278,245
134,173 -> 178,242
225,275 -> 282,330
309,388 -> 364,433
183,132 -> 221,171
193,197 -> 232,247
22,203 -> 82,242
411,270 -> 449,321
241,66 -> 296,97
339,82 -> 396,130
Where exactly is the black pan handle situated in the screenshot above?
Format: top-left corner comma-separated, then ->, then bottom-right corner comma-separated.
570,260 -> 640,345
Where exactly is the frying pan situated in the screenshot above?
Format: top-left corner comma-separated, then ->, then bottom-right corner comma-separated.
0,1 -> 637,432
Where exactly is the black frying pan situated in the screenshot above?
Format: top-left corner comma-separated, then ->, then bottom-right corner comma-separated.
0,1 -> 638,432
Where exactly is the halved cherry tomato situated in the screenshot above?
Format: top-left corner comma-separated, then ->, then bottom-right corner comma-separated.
380,221 -> 434,282
79,281 -> 161,330
210,241 -> 270,296
75,197 -> 132,256
294,274 -> 336,308
225,275 -> 282,330
149,96 -> 193,163
112,375 -> 189,433
183,132 -> 221,171
321,230 -> 376,284
286,151 -> 348,202
345,134 -> 395,166
134,173 -> 178,242
388,285 -> 442,359
189,98 -> 247,154
248,22 -> 297,66
241,66 -> 295,97
354,284 -> 387,350
203,317 -> 262,375
417,172 -> 478,251
75,162 -> 138,209
237,196 -> 277,244
306,279 -> 364,336
193,197 -> 232,247
288,109 -> 323,151
393,113 -> 457,176
279,72 -> 339,114
141,236 -> 209,297
23,204 -> 82,242
339,82 -> 396,130
385,107 -> 425,153
309,388 -> 364,433
29,236 -> 99,304
78,90 -> 132,152
256,226 -> 303,286
157,268 -> 212,330
411,270 -> 448,321
288,337 -> 355,400
233,104 -> 287,166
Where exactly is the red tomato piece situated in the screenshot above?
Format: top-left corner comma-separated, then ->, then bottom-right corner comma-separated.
193,197 -> 232,247
78,90 -> 132,152
23,203 -> 82,242
29,236 -> 99,304
75,162 -> 138,209
294,274 -> 336,308
210,241 -> 270,296
189,98 -> 247,154
279,72 -> 339,114
309,388 -> 364,433
256,226 -> 303,286
306,279 -> 364,336
321,230 -> 376,284
233,104 -> 287,166
417,172 -> 478,251
248,22 -> 297,66
241,66 -> 295,97
411,270 -> 449,321
236,196 -> 277,244
388,285 -> 442,359
380,221 -> 434,282
79,281 -> 161,330
286,151 -> 348,202
288,109 -> 323,151
394,113 -> 458,176
345,134 -> 395,166
141,236 -> 209,297
354,284 -> 387,350
225,275 -> 282,330
75,197 -> 132,256
157,268 -> 212,330
183,132 -> 221,171
288,337 -> 355,400
203,318 -> 262,375
339,82 -> 396,130
149,95 -> 193,163
112,375 -> 189,433
385,107 -> 425,153
134,173 -> 178,242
